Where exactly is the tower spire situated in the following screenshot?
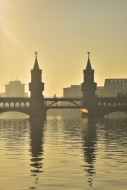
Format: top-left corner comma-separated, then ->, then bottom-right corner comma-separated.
86,52 -> 92,70
88,52 -> 90,59
33,51 -> 39,69
35,51 -> 37,59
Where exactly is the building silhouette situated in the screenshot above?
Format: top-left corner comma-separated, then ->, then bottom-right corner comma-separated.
63,85 -> 82,98
5,80 -> 28,97
96,79 -> 127,97
0,92 -> 5,97
63,78 -> 127,98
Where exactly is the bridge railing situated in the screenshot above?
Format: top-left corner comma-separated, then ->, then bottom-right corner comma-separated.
44,97 -> 82,101
0,97 -> 30,99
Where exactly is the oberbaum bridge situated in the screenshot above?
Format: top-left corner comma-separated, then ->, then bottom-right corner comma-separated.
0,52 -> 127,119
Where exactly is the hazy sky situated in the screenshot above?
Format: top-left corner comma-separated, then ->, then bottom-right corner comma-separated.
0,0 -> 127,96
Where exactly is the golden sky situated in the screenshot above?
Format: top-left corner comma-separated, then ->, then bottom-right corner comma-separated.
0,0 -> 127,96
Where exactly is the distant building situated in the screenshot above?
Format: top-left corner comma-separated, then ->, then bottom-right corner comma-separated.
96,79 -> 127,97
63,85 -> 82,98
63,79 -> 127,98
96,86 -> 104,97
5,80 -> 28,97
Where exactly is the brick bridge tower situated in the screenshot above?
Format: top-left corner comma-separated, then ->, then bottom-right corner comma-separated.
81,52 -> 97,117
29,52 -> 45,118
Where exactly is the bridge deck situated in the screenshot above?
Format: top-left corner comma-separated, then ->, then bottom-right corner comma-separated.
44,97 -> 82,101
47,106 -> 82,109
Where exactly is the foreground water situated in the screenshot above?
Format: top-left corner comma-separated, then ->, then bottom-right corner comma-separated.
0,113 -> 127,190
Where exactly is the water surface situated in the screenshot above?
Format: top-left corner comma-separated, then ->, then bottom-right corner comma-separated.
0,113 -> 127,190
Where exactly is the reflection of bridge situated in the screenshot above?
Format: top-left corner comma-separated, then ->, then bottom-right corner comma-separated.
1,52 -> 127,118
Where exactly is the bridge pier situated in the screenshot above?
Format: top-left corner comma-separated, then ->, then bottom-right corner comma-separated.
81,111 -> 105,119
29,100 -> 47,120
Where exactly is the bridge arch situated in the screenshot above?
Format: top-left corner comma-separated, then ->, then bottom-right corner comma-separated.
0,108 -> 30,115
26,102 -> 30,107
0,97 -> 30,116
0,111 -> 29,118
10,102 -> 14,107
104,111 -> 127,118
15,102 -> 20,107
21,102 -> 25,107
98,100 -> 127,108
47,100 -> 81,108
5,102 -> 9,108
113,102 -> 116,107
0,102 -> 4,108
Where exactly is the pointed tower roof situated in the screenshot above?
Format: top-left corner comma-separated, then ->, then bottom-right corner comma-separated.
86,52 -> 92,70
33,51 -> 40,70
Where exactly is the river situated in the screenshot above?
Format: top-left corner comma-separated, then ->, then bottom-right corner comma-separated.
0,112 -> 127,190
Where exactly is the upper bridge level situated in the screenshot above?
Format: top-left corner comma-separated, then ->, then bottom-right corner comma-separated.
97,96 -> 127,106
0,97 -> 30,115
0,96 -> 83,115
0,97 -> 30,107
95,96 -> 127,116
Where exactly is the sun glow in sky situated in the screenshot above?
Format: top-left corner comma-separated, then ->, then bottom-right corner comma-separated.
1,0 -> 127,96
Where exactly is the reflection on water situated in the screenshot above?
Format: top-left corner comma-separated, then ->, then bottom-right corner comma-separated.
104,119 -> 127,161
29,118 -> 44,189
0,113 -> 127,189
81,118 -> 97,188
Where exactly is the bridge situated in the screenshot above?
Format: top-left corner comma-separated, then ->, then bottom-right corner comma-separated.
0,97 -> 82,113
0,52 -> 127,119
0,96 -> 127,117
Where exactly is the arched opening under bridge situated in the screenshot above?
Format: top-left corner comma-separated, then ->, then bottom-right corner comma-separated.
0,111 -> 29,119
104,111 -> 127,119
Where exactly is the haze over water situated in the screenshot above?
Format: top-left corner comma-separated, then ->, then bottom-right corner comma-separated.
0,112 -> 127,190
1,1 -> 127,189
